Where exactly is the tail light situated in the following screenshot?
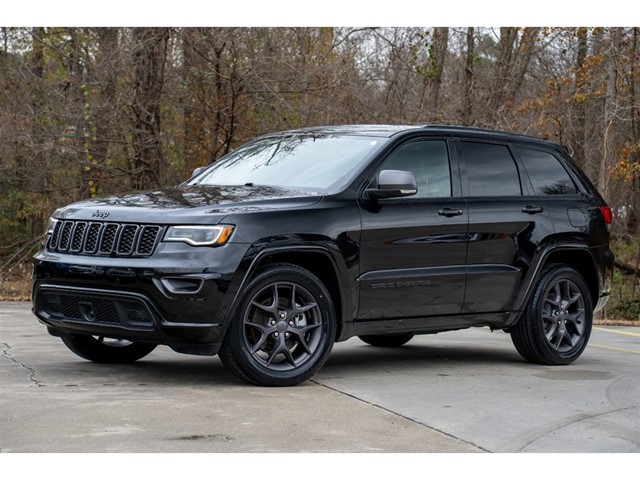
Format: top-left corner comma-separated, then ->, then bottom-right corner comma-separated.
599,206 -> 613,224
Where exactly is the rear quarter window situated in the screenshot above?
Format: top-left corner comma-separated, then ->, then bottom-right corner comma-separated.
514,147 -> 578,195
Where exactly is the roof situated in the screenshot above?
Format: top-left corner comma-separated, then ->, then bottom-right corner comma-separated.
262,124 -> 415,138
261,124 -> 561,149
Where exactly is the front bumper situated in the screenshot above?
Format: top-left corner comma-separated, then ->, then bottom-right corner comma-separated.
31,243 -> 248,355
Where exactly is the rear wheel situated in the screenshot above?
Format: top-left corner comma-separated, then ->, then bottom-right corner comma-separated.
510,264 -> 592,365
358,333 -> 414,347
61,335 -> 157,363
218,264 -> 336,386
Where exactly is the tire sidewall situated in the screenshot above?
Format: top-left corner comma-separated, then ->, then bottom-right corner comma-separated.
529,266 -> 593,364
225,265 -> 336,386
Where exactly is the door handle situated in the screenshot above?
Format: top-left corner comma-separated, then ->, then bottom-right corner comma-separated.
522,205 -> 544,214
438,208 -> 464,217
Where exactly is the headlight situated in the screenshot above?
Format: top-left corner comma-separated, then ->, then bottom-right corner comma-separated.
163,225 -> 234,247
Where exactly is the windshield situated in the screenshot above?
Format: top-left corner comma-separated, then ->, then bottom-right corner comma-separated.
190,135 -> 380,191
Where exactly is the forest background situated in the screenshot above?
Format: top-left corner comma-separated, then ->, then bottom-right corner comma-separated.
0,25 -> 638,321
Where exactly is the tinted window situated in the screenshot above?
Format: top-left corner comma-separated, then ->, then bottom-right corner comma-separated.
380,140 -> 451,198
514,147 -> 578,195
461,142 -> 521,196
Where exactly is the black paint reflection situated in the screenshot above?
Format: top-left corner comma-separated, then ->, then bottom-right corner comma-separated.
63,185 -> 317,211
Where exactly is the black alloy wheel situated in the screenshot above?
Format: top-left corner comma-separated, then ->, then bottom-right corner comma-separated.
510,265 -> 593,365
218,264 -> 336,386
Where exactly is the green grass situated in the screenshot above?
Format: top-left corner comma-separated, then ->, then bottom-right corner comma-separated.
604,237 -> 640,322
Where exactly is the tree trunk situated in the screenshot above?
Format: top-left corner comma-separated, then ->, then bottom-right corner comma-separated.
488,27 -> 518,124
506,27 -> 540,104
631,28 -> 639,145
67,28 -> 93,200
87,28 -> 119,198
131,28 -> 169,190
488,27 -> 539,126
29,28 -> 46,236
182,28 -> 209,174
573,27 -> 589,170
461,27 -> 475,125
427,27 -> 448,120
600,27 -> 623,201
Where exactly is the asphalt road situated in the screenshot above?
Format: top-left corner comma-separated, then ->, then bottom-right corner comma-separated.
1,302 -> 638,453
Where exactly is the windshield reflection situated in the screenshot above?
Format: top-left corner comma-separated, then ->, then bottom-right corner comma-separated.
191,135 -> 379,191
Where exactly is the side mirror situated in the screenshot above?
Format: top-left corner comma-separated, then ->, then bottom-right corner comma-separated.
365,170 -> 417,199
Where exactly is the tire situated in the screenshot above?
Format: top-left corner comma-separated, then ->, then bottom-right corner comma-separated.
218,264 -> 336,386
358,333 -> 414,347
510,264 -> 593,365
61,335 -> 157,363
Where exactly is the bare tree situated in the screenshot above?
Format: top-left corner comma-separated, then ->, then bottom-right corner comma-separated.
487,27 -> 540,126
130,27 -> 169,189
461,27 -> 475,125
427,27 -> 449,119
601,27 -> 623,200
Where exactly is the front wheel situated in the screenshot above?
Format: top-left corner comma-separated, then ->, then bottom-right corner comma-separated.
510,265 -> 593,365
218,264 -> 336,386
61,335 -> 157,363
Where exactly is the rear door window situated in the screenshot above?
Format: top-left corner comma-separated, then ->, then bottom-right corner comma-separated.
460,141 -> 521,196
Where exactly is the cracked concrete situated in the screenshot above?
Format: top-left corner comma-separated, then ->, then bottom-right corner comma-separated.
0,302 -> 479,453
1,302 -> 639,453
1,342 -> 44,388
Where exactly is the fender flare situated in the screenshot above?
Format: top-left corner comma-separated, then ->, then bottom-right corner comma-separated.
506,241 -> 598,327
221,244 -> 352,333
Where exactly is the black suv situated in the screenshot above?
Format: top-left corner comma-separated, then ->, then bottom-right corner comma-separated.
32,125 -> 614,386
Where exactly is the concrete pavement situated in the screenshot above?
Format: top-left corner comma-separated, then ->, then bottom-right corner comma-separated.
1,302 -> 638,452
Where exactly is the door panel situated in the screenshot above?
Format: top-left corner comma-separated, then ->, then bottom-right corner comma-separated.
358,201 -> 468,319
357,138 -> 468,320
463,198 -> 551,312
458,140 -> 555,314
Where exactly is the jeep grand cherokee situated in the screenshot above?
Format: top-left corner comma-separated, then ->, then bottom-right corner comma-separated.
32,125 -> 614,386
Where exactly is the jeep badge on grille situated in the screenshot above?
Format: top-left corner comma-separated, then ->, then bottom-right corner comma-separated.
91,210 -> 110,219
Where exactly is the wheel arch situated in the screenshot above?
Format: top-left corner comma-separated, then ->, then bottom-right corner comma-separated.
542,249 -> 599,306
508,242 -> 600,327
224,245 -> 350,341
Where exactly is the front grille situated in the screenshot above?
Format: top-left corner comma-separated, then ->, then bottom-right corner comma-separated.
137,226 -> 162,255
40,291 -> 155,329
59,295 -> 120,324
70,222 -> 87,252
85,223 -> 101,253
117,225 -> 138,255
47,220 -> 163,257
99,224 -> 119,254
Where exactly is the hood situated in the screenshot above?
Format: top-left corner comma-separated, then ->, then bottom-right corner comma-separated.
53,185 -> 323,224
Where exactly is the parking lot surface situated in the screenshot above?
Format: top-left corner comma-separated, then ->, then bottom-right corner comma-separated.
1,302 -> 638,452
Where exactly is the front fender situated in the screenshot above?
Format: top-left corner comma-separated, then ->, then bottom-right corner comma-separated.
220,236 -> 356,338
